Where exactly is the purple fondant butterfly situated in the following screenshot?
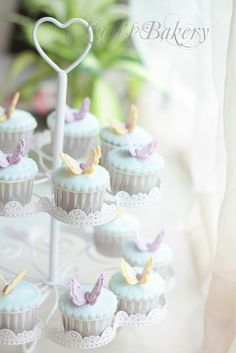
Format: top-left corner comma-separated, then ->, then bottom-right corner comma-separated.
69,274 -> 103,306
0,138 -> 25,168
134,230 -> 164,252
65,97 -> 90,123
127,137 -> 157,160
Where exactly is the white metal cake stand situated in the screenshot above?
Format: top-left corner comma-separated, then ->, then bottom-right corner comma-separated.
0,17 -> 174,352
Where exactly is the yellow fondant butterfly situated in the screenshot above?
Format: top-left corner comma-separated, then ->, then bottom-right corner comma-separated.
0,270 -> 26,296
108,105 -> 138,135
120,257 -> 154,285
0,92 -> 20,122
61,145 -> 101,175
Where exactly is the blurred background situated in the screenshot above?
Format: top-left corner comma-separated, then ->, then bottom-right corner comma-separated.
0,0 -> 233,352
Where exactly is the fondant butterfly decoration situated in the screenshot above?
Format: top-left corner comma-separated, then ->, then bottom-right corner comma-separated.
69,274 -> 103,306
61,145 -> 101,175
127,137 -> 157,160
120,257 -> 154,285
108,105 -> 137,135
134,230 -> 164,252
65,97 -> 90,123
0,270 -> 26,296
0,92 -> 20,122
0,138 -> 25,168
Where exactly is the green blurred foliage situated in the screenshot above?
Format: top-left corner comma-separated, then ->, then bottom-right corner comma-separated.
2,0 -> 162,123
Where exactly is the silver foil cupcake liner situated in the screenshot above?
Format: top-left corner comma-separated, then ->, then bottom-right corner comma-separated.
53,185 -> 106,214
94,231 -> 131,257
61,313 -> 114,337
0,130 -> 34,155
0,308 -> 37,334
0,179 -> 34,205
109,167 -> 159,195
117,296 -> 160,315
100,141 -> 116,168
51,133 -> 98,159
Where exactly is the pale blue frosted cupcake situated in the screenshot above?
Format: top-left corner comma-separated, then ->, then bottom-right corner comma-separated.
108,140 -> 164,195
0,93 -> 37,154
109,258 -> 164,314
100,105 -> 152,166
59,274 -> 117,337
0,139 -> 38,205
94,210 -> 140,257
0,271 -> 41,333
122,231 -> 173,272
52,146 -> 109,213
47,97 -> 99,158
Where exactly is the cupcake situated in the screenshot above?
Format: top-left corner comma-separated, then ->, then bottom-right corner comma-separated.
100,105 -> 152,166
0,139 -> 38,205
59,274 -> 117,337
108,139 -> 164,195
109,258 -> 164,315
0,270 -> 41,333
122,231 -> 173,276
47,97 -> 99,159
0,92 -> 37,154
94,209 -> 140,257
52,146 -> 109,214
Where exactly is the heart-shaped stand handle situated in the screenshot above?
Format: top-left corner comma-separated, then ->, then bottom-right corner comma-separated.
32,17 -> 94,285
33,16 -> 93,74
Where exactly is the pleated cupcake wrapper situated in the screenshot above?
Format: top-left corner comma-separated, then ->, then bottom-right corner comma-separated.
100,140 -> 116,168
94,231 -> 131,257
0,129 -> 34,155
0,179 -> 34,206
61,313 -> 114,337
117,296 -> 160,315
109,167 -> 159,195
51,133 -> 98,159
0,308 -> 37,334
53,185 -> 106,214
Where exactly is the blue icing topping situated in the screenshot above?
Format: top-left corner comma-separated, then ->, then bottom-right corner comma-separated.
47,110 -> 99,138
0,157 -> 38,181
109,269 -> 164,301
0,109 -> 37,132
52,165 -> 109,192
100,126 -> 152,146
0,280 -> 41,312
107,146 -> 164,175
122,241 -> 173,267
95,213 -> 140,238
59,285 -> 117,319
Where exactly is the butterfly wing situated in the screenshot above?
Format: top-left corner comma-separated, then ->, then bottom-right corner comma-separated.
74,97 -> 90,121
3,270 -> 26,295
139,257 -> 154,284
147,230 -> 164,251
120,259 -> 138,285
136,140 -> 158,160
0,107 -> 6,122
126,105 -> 137,132
0,151 -> 10,168
0,274 -> 7,295
126,136 -> 137,158
7,138 -> 25,164
6,92 -> 20,118
86,274 -> 103,305
65,105 -> 75,122
69,278 -> 86,306
108,117 -> 128,135
134,233 -> 148,252
83,145 -> 101,174
61,152 -> 83,175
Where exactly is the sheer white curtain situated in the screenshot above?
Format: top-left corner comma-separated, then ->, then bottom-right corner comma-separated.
129,0 -> 234,352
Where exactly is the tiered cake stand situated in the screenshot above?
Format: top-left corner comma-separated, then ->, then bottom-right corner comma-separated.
0,17 -> 175,352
